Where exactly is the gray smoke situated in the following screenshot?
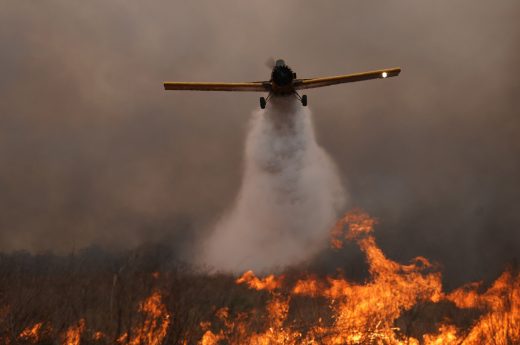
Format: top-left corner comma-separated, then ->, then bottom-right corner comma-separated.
200,97 -> 346,272
0,0 -> 519,287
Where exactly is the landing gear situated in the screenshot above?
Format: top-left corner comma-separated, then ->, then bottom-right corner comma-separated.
261,93 -> 306,108
260,97 -> 266,109
295,92 -> 308,107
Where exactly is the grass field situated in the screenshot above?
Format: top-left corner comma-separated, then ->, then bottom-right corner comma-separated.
1,211 -> 518,344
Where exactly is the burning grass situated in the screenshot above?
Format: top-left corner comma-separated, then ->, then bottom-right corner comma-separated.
1,210 -> 519,344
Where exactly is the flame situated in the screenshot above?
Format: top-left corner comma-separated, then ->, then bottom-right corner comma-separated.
423,324 -> 459,344
195,209 -> 520,344
118,291 -> 171,345
18,322 -> 43,343
92,331 -> 105,341
292,276 -> 322,297
451,269 -> 520,344
63,319 -> 85,345
236,270 -> 283,291
3,209 -> 519,344
199,330 -> 225,345
330,208 -> 376,248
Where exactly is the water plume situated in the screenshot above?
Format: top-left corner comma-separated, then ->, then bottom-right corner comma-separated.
200,97 -> 346,273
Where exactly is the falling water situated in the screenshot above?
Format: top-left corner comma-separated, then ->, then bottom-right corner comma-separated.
200,97 -> 346,273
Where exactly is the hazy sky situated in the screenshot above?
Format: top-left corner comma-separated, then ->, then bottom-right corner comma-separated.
1,0 -> 519,285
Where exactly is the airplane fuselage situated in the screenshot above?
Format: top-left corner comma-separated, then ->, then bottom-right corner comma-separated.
269,60 -> 296,95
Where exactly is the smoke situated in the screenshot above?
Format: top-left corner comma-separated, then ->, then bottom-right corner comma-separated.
200,97 -> 346,273
0,0 -> 518,286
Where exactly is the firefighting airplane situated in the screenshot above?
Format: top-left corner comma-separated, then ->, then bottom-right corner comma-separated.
163,59 -> 401,109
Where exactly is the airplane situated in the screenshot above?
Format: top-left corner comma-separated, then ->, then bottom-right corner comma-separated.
163,59 -> 401,109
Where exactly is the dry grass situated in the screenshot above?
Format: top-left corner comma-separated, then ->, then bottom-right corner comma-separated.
0,244 -> 492,344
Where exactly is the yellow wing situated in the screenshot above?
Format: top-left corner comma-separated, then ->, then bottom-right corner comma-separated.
294,67 -> 401,90
163,81 -> 269,92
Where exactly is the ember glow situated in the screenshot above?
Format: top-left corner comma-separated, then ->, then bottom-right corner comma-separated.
4,209 -> 520,344
18,322 -> 43,343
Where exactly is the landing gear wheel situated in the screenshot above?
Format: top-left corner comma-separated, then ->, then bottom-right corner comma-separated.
260,97 -> 266,109
301,94 -> 307,107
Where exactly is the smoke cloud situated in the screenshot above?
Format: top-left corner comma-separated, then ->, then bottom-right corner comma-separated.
200,97 -> 345,272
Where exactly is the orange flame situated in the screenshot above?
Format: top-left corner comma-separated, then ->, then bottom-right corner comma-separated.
330,208 -> 377,249
18,322 -> 43,343
118,291 -> 171,345
236,270 -> 283,291
63,319 -> 85,345
5,209 -> 520,345
196,209 -> 520,344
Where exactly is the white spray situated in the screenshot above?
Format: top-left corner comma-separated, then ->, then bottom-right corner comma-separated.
201,97 -> 346,273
